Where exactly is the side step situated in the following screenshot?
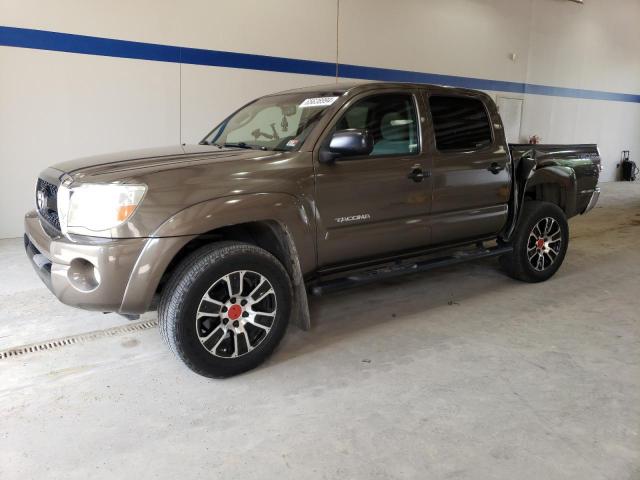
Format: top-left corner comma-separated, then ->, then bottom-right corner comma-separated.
309,244 -> 513,296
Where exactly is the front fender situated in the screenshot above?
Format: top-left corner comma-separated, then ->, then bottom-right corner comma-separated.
120,193 -> 315,315
151,193 -> 315,271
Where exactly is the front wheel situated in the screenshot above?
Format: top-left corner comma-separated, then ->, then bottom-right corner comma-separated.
158,241 -> 292,378
500,201 -> 569,282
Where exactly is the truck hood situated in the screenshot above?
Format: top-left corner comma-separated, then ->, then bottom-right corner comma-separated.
45,143 -> 311,238
53,144 -> 264,177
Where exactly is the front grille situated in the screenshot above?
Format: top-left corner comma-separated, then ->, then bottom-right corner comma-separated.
36,178 -> 60,231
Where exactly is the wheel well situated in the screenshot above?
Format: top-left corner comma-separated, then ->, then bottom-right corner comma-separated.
524,183 -> 566,211
154,221 -> 291,303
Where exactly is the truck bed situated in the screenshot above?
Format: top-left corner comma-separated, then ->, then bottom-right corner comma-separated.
509,143 -> 601,216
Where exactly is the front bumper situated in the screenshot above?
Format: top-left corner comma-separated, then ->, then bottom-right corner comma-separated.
24,211 -> 195,314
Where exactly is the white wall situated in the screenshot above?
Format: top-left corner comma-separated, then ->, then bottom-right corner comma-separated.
521,0 -> 640,180
338,0 -> 532,83
1,0 -> 638,238
338,0 -> 640,176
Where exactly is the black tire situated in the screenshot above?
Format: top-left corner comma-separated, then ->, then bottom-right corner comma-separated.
500,201 -> 569,283
158,241 -> 292,378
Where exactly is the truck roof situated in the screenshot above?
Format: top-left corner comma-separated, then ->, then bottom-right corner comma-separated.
271,81 -> 487,98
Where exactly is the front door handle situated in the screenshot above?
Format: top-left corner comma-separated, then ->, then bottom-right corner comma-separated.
488,162 -> 505,174
408,167 -> 431,183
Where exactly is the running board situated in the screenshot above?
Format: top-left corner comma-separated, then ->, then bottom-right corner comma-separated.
309,245 -> 513,296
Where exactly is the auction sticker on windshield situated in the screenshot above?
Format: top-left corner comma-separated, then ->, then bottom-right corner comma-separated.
299,97 -> 338,108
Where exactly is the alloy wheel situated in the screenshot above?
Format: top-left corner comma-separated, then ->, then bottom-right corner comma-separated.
195,270 -> 277,358
527,217 -> 562,272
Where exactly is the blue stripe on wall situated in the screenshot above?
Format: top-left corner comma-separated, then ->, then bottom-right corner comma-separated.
337,64 -> 640,103
1,25 -> 639,104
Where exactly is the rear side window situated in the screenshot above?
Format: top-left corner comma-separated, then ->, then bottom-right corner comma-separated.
428,95 -> 492,151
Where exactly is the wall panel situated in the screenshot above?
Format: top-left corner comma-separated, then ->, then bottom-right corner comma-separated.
0,47 -> 180,238
338,0 -> 531,82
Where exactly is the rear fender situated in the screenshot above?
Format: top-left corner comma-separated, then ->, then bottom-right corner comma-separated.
501,158 -> 576,242
525,166 -> 578,217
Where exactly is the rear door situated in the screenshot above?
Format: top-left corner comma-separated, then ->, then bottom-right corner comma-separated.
425,92 -> 511,245
313,89 -> 433,267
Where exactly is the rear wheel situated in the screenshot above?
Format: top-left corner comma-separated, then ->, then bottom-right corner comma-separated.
159,241 -> 292,378
500,201 -> 569,282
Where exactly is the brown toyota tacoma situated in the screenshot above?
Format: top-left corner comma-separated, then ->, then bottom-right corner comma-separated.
25,82 -> 601,377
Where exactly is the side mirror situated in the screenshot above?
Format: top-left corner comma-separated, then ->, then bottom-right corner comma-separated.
325,129 -> 374,161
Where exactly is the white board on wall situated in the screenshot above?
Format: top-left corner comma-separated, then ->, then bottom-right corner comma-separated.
496,96 -> 523,143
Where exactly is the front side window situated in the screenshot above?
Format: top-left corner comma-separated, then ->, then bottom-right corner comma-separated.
429,95 -> 492,151
334,93 -> 419,156
203,92 -> 340,151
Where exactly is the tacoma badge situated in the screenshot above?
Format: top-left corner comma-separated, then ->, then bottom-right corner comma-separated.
334,214 -> 371,223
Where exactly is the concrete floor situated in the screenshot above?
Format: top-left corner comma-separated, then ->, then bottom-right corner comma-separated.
1,183 -> 639,480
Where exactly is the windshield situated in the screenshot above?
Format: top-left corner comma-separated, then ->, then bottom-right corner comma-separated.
202,92 -> 342,151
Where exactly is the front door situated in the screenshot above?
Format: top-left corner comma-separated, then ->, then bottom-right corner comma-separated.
313,91 -> 433,268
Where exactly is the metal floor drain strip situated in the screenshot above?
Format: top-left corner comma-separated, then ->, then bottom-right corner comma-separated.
0,319 -> 158,360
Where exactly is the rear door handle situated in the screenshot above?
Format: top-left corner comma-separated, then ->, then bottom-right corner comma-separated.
408,167 -> 431,183
488,162 -> 505,174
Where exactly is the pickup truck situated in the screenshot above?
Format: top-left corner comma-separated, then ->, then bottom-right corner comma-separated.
24,81 -> 601,377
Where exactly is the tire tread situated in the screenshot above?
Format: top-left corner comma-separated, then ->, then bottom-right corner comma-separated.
500,201 -> 569,283
158,241 -> 291,378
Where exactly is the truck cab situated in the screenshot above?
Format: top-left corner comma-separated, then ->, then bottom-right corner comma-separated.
311,83 -> 511,267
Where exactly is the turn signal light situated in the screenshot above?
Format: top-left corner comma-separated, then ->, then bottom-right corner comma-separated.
117,205 -> 137,222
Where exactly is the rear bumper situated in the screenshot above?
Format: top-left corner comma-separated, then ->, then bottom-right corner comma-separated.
24,211 -> 195,314
582,187 -> 600,214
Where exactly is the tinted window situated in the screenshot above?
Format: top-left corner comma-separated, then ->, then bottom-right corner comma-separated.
334,94 -> 419,156
429,95 -> 492,151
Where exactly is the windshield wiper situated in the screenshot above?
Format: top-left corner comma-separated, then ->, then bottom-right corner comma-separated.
199,140 -> 225,149
224,142 -> 267,151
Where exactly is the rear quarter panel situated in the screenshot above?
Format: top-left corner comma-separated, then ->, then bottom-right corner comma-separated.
510,144 -> 600,216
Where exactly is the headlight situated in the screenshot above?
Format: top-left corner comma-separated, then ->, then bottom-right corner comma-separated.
58,183 -> 146,235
